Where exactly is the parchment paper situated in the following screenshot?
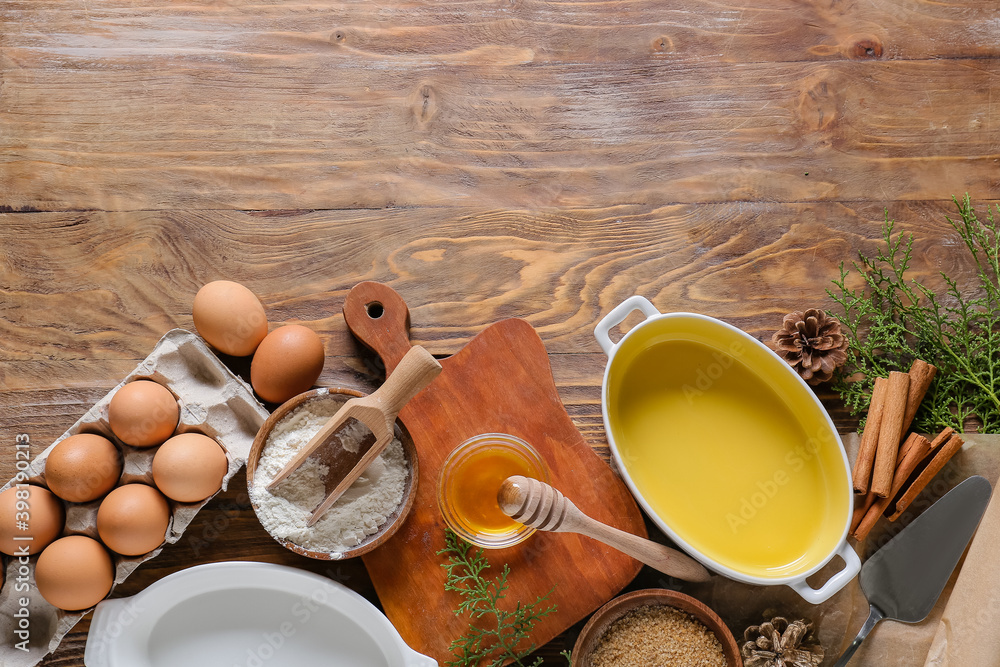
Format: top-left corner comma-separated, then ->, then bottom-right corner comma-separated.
835,433 -> 1000,666
922,445 -> 1000,666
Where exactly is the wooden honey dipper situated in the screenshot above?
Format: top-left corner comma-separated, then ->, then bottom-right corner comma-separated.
498,475 -> 711,582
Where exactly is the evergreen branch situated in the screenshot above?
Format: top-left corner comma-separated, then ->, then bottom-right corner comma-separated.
438,529 -> 558,667
828,195 -> 1000,433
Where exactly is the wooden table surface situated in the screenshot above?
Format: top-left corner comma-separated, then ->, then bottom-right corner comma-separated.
2,0 -> 998,663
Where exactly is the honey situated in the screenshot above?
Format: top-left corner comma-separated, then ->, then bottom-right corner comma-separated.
438,434 -> 549,548
606,318 -> 850,579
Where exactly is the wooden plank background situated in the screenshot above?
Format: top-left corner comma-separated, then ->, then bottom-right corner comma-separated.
1,0 -> 999,663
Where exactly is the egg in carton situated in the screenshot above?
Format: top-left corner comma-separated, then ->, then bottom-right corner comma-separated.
0,329 -> 269,667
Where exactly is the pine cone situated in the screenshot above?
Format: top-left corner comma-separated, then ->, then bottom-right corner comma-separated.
771,309 -> 848,385
742,617 -> 824,667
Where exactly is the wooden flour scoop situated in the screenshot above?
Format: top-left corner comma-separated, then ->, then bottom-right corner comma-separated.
499,475 -> 711,582
267,345 -> 442,526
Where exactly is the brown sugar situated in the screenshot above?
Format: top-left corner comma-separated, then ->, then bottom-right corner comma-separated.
590,604 -> 727,667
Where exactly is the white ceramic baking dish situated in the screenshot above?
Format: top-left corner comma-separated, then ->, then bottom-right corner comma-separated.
595,296 -> 859,604
84,561 -> 437,667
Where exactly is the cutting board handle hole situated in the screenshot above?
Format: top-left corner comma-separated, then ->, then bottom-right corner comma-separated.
366,302 -> 385,319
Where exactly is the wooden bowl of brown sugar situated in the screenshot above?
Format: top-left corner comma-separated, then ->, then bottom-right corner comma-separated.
572,589 -> 742,667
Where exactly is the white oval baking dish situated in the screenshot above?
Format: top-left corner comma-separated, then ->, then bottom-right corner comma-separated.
84,561 -> 437,667
595,296 -> 859,604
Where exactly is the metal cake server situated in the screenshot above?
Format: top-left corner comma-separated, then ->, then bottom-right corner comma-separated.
834,475 -> 992,666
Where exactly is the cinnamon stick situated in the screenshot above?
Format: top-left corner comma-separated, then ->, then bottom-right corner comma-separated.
888,432 -> 965,521
850,432 -> 924,534
895,429 -> 926,467
854,433 -> 932,541
850,428 -> 957,534
852,377 -> 888,493
927,426 -> 956,452
882,426 -> 954,523
901,359 -> 938,433
850,498 -> 870,535
871,371 -> 911,497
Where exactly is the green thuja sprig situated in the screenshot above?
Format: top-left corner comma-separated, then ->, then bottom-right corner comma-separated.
828,194 -> 1000,433
438,529 -> 559,667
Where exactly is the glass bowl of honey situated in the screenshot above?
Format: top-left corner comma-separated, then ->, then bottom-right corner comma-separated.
438,433 -> 550,549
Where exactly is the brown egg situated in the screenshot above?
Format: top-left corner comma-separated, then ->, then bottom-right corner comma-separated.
0,485 -> 64,556
152,433 -> 229,503
97,484 -> 171,556
251,324 -> 325,404
35,535 -> 114,611
108,380 -> 179,448
45,433 -> 122,503
193,280 -> 269,357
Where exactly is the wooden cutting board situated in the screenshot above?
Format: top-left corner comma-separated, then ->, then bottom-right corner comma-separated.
349,282 -> 645,662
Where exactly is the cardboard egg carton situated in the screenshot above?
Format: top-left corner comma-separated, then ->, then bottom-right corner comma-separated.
0,329 -> 269,667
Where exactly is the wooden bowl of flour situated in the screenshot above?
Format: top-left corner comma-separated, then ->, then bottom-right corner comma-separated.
246,387 -> 419,560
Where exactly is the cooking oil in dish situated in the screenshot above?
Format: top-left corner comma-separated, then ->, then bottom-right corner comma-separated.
438,434 -> 549,548
608,327 -> 848,579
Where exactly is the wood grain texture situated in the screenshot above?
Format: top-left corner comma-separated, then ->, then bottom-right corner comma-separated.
0,201 -> 992,364
2,1 -> 999,210
1,0 -> 998,662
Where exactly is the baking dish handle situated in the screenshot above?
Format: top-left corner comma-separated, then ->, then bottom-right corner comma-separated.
83,597 -> 131,667
403,647 -> 439,667
788,542 -> 861,604
594,296 -> 660,356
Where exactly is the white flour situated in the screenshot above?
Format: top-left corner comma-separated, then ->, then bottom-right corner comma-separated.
250,395 -> 408,556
